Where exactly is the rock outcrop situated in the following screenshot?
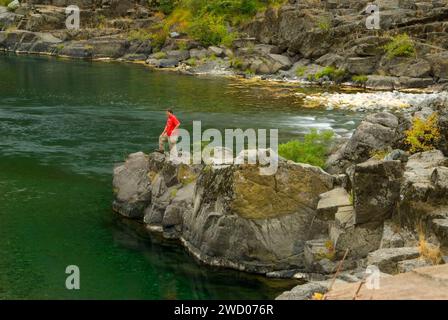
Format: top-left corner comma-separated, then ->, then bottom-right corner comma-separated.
113,152 -> 151,219
351,160 -> 403,226
113,151 -> 335,273
398,150 -> 448,227
326,112 -> 408,174
367,247 -> 420,274
243,0 -> 448,88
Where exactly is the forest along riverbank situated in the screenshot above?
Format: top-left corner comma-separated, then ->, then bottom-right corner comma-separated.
2,0 -> 448,95
113,95 -> 448,299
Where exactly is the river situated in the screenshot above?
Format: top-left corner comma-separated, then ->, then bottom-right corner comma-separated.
0,54 -> 361,299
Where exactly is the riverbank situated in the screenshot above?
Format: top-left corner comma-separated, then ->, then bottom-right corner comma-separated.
4,48 -> 448,115
2,0 -> 448,100
112,95 -> 448,299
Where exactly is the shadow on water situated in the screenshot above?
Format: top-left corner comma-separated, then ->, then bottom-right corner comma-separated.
110,217 -> 299,300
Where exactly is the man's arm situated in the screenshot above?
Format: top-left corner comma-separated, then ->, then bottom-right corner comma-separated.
173,118 -> 180,134
161,124 -> 168,135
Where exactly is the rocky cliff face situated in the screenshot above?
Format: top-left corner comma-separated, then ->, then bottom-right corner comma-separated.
244,0 -> 448,81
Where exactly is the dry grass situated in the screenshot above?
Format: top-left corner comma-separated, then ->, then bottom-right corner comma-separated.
370,148 -> 391,160
418,228 -> 443,265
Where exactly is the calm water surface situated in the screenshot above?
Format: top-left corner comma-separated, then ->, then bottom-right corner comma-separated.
0,55 -> 361,299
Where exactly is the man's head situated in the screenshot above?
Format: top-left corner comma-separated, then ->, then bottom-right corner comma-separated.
166,109 -> 173,117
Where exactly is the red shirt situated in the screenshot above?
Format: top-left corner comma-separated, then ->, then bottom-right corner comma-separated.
165,114 -> 180,137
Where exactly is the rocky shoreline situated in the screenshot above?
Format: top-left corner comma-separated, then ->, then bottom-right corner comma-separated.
3,0 -> 448,96
112,95 -> 448,299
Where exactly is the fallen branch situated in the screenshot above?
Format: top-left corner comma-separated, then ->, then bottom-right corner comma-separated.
323,248 -> 349,300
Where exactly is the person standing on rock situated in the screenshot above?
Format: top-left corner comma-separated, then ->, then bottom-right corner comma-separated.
156,109 -> 180,153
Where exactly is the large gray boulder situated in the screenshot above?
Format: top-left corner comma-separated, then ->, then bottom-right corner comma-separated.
190,48 -> 208,59
267,53 -> 292,71
25,11 -> 66,32
352,160 -> 404,226
367,247 -> 420,274
428,52 -> 448,79
165,49 -> 190,62
329,221 -> 383,260
0,8 -> 20,31
0,30 -> 62,53
379,57 -> 431,78
401,150 -> 448,202
113,152 -> 152,218
326,112 -> 407,174
344,57 -> 378,75
181,161 -> 334,273
432,218 -> 448,247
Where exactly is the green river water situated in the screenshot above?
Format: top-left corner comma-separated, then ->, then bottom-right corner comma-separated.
0,54 -> 361,299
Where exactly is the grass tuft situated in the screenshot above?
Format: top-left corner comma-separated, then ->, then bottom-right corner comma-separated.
383,34 -> 416,59
278,129 -> 334,168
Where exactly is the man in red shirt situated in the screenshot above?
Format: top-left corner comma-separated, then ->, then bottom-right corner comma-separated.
157,109 -> 180,153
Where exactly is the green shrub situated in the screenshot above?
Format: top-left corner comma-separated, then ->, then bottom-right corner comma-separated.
0,0 -> 12,6
187,15 -> 224,46
317,19 -> 331,32
221,31 -> 239,48
383,34 -> 416,59
151,29 -> 169,51
352,74 -> 368,84
158,0 -> 286,46
230,57 -> 243,69
404,113 -> 441,154
314,66 -> 346,82
158,0 -> 177,15
153,51 -> 167,59
127,30 -> 153,42
295,66 -> 307,77
177,41 -> 188,50
278,129 -> 334,168
370,149 -> 391,160
186,57 -> 197,66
